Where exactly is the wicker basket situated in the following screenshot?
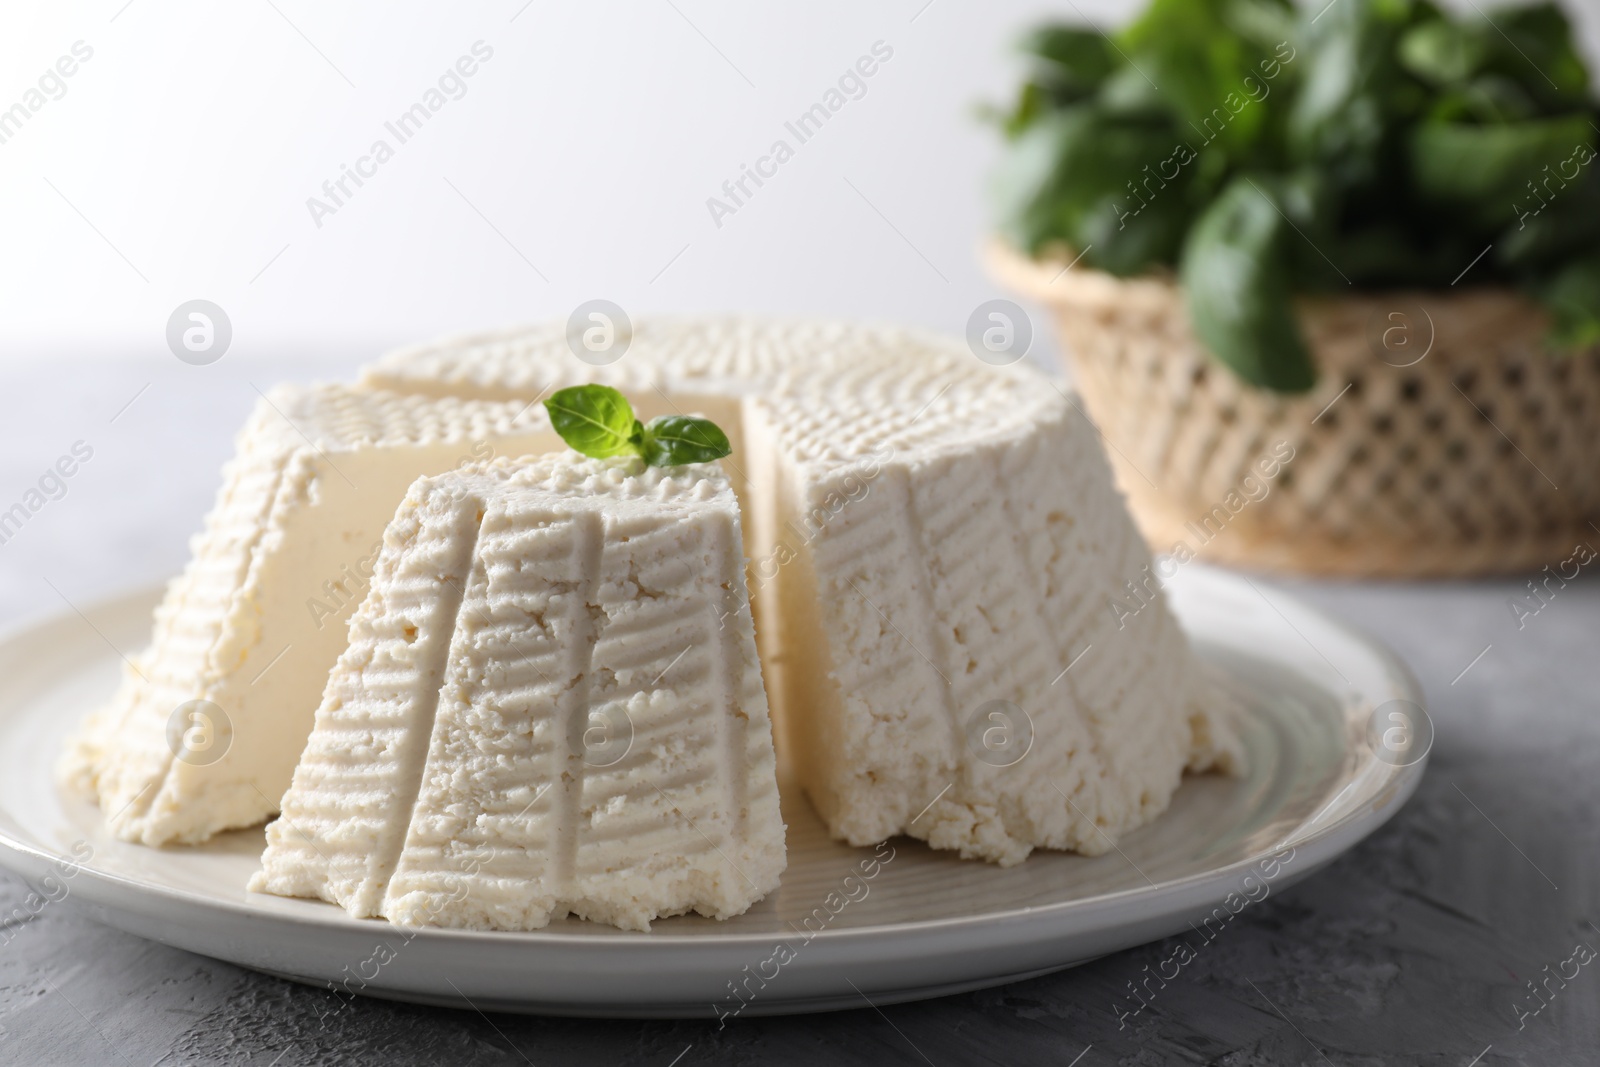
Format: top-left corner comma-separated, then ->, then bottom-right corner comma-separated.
988,241 -> 1600,578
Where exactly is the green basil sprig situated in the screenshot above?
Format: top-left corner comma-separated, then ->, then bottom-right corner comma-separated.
1181,176 -> 1315,392
543,385 -> 732,467
992,0 -> 1600,392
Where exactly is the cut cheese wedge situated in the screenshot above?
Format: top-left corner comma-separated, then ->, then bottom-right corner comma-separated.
249,455 -> 783,931
57,385 -> 559,845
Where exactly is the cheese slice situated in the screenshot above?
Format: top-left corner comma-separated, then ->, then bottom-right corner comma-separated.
364,318 -> 1244,865
58,385 -> 560,845
249,455 -> 783,930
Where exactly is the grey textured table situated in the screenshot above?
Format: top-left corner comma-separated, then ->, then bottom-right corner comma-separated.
1,358 -> 1595,1066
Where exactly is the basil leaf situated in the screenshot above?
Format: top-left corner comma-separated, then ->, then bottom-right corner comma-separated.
1427,75 -> 1540,124
640,416 -> 732,468
992,106 -> 1198,271
1287,0 -> 1422,184
1327,225 -> 1475,288
1096,64 -> 1169,117
1400,20 -> 1492,86
1224,0 -> 1298,56
1077,178 -> 1196,276
997,81 -> 1048,137
1537,255 -> 1600,350
1486,3 -> 1589,110
993,110 -> 1085,250
1021,26 -> 1116,102
1180,176 -> 1315,391
1409,115 -> 1596,228
1120,0 -> 1271,155
543,385 -> 642,460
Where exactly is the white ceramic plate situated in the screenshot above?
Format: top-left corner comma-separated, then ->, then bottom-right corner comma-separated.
0,566 -> 1424,1018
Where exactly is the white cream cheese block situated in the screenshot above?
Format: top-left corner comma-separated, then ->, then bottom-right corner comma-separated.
249,454 -> 784,931
362,318 -> 1245,866
56,385 -> 560,845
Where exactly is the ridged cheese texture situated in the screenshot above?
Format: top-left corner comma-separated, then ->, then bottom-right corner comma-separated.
249,455 -> 783,931
362,317 -> 1245,865
60,315 -> 1243,873
55,385 -> 561,845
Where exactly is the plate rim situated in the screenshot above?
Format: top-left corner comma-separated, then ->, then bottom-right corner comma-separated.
0,570 -> 1427,951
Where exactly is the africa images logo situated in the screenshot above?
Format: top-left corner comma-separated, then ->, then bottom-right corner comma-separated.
305,41 -> 495,228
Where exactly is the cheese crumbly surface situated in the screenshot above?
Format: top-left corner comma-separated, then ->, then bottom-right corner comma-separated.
62,316 -> 1243,877
366,317 -> 1245,866
249,455 -> 784,931
56,385 -> 559,845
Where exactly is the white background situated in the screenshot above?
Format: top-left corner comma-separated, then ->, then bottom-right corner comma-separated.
0,0 -> 1104,365
0,0 -> 1597,622
2,0 -> 1592,366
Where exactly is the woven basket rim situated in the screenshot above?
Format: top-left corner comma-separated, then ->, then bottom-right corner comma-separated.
984,238 -> 1543,317
983,239 -> 1577,376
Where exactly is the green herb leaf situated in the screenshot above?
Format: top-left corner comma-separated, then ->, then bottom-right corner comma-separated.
1021,26 -> 1117,102
1399,20 -> 1493,86
1120,0 -> 1273,154
991,107 -> 1199,272
543,385 -> 643,460
995,81 -> 1047,137
1427,75 -> 1540,124
1286,0 -> 1419,183
1409,115 -> 1596,228
543,387 -> 736,467
1180,176 -> 1316,392
1537,254 -> 1600,350
1487,3 -> 1589,110
639,415 -> 733,468
1498,177 -> 1600,272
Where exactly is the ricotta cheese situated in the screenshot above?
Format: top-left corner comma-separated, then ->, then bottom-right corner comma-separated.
249,455 -> 783,931
363,318 -> 1245,865
64,316 -> 1242,871
57,385 -> 560,845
